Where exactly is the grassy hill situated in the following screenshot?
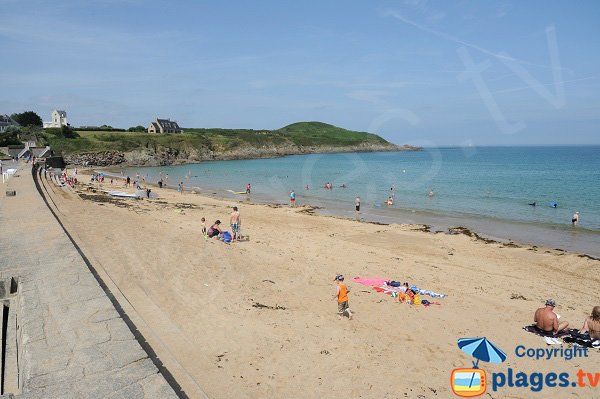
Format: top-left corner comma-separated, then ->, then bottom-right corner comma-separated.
44,121 -> 417,166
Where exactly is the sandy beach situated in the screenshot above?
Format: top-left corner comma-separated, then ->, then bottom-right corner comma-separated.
40,171 -> 599,399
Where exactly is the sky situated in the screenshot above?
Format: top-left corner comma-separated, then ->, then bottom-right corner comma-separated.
1,0 -> 599,146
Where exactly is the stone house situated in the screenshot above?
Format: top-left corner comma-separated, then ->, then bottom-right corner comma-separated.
43,110 -> 68,128
0,115 -> 18,133
147,118 -> 182,134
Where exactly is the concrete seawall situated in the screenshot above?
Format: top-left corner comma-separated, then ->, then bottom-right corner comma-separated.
0,164 -> 180,398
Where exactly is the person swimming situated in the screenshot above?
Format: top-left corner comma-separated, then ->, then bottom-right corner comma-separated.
529,202 -> 536,206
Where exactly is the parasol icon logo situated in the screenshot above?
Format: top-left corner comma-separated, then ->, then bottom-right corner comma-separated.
451,337 -> 507,397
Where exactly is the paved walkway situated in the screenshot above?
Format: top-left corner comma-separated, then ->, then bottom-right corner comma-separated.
0,164 -> 179,399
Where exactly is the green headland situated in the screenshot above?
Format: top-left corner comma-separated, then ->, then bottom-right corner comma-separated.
47,121 -> 420,166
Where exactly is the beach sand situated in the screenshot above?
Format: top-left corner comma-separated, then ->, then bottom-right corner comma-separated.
41,173 -> 599,398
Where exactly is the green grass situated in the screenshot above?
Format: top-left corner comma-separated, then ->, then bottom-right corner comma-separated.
47,121 -> 395,155
276,122 -> 388,147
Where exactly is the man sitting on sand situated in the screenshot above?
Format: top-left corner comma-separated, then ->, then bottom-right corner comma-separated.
534,299 -> 569,335
580,306 -> 600,340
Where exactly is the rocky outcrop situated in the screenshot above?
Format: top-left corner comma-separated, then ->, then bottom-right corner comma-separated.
63,143 -> 420,167
63,151 -> 126,166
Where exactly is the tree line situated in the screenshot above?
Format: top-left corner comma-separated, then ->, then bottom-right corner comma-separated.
3,111 -> 147,132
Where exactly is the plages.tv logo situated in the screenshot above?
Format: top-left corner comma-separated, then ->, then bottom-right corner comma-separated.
451,337 -> 507,397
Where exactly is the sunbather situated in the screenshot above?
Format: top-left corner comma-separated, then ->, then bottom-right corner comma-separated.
579,306 -> 600,340
534,299 -> 569,335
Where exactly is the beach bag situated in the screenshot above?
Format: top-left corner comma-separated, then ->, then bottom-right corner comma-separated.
222,231 -> 232,243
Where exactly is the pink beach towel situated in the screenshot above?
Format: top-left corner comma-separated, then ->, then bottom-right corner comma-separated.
351,277 -> 388,287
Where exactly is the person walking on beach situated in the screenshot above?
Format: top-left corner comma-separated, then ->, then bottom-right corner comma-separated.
289,190 -> 296,207
246,183 -> 251,194
572,211 -> 579,226
126,176 -> 130,187
355,196 -> 361,220
334,275 -> 352,320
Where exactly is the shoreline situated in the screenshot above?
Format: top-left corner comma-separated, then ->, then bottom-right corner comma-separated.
86,167 -> 600,259
40,165 -> 600,398
64,144 -> 421,168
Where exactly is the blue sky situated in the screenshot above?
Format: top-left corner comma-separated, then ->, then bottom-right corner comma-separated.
1,0 -> 599,145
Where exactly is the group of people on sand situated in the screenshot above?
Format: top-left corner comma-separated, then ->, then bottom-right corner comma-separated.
334,276 -> 428,321
534,299 -> 600,340
201,206 -> 244,242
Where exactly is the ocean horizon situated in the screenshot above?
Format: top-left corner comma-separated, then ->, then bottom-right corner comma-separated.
115,145 -> 600,257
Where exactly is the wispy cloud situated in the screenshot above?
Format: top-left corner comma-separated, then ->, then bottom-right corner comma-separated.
382,9 -> 570,71
490,76 -> 598,95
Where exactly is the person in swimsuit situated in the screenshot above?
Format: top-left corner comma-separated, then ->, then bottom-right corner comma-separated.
207,220 -> 223,238
572,211 -> 579,226
230,206 -> 241,241
580,306 -> 600,340
534,299 -> 569,335
289,190 -> 296,207
355,196 -> 361,219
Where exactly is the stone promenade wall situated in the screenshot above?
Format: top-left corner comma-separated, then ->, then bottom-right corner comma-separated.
0,164 -> 181,398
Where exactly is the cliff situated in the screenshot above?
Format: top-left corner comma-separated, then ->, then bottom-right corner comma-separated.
51,121 -> 421,167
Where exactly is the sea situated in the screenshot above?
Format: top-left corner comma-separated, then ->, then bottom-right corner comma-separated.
116,146 -> 600,257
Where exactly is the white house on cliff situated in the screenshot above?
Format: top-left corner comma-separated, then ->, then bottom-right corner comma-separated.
43,110 -> 68,128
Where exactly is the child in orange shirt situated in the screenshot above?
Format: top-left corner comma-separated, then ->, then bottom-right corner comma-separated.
334,275 -> 353,320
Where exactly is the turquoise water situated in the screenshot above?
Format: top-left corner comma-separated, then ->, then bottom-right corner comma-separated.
118,146 -> 600,256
